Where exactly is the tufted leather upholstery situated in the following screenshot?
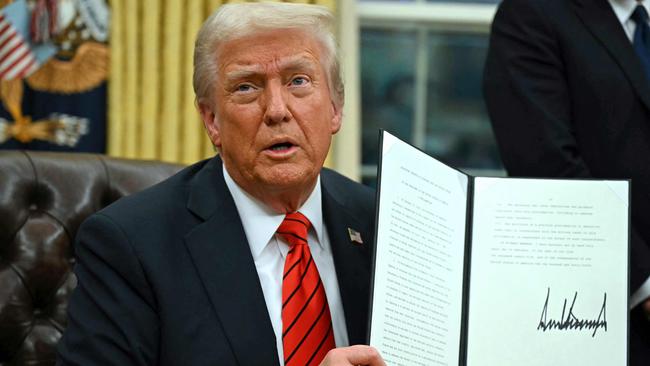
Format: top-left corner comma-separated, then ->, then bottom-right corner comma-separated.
0,151 -> 183,366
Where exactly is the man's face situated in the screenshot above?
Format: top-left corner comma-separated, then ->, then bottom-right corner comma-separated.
200,29 -> 341,204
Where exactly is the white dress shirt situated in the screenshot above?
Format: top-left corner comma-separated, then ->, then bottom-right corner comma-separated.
608,0 -> 650,308
609,0 -> 650,41
223,166 -> 349,364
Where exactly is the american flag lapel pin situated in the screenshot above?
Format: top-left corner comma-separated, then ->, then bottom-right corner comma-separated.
348,228 -> 363,245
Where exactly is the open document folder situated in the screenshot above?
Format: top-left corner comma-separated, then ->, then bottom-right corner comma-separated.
368,130 -> 629,366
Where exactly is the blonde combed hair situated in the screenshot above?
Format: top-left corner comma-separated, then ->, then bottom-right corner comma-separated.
193,2 -> 344,109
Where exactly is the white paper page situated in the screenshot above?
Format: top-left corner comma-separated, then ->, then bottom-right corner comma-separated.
370,131 -> 469,366
466,178 -> 628,366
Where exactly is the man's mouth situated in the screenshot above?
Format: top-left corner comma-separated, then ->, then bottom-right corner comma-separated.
265,140 -> 298,157
269,142 -> 294,151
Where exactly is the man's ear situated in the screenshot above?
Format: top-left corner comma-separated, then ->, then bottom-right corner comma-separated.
330,101 -> 343,134
198,101 -> 221,148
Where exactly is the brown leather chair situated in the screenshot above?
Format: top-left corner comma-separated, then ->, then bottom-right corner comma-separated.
0,150 -> 183,365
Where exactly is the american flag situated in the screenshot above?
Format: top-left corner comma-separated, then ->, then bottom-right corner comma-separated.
348,227 -> 364,245
0,13 -> 38,80
0,0 -> 55,80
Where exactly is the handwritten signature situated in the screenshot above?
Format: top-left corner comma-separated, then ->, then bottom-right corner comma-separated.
537,287 -> 607,337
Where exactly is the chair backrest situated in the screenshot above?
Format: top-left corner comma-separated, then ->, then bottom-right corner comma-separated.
0,150 -> 184,365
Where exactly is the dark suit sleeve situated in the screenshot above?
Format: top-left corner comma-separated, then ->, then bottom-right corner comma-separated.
484,0 -> 591,178
484,0 -> 650,294
57,214 -> 159,365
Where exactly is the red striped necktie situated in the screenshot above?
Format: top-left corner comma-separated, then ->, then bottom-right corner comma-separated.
277,212 -> 335,366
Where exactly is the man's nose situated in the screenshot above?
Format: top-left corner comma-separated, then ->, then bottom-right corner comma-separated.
263,81 -> 292,125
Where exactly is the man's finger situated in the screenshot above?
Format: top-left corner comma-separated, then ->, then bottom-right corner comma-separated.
321,345 -> 386,366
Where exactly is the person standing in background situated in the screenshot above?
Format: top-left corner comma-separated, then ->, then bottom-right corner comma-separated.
484,0 -> 650,364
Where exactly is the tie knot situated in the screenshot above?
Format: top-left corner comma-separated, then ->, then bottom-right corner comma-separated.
277,212 -> 311,247
632,4 -> 649,24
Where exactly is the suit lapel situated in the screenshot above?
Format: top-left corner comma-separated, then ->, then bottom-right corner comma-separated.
322,183 -> 373,346
572,0 -> 650,111
184,157 -> 279,366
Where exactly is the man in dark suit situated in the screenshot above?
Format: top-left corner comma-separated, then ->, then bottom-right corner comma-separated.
56,3 -> 385,366
484,0 -> 650,364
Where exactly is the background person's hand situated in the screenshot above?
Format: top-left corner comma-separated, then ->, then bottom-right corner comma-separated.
319,345 -> 386,366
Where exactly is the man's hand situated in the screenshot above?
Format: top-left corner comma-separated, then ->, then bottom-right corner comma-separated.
319,345 -> 386,366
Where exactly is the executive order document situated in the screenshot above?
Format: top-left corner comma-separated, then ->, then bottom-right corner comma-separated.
369,131 -> 629,366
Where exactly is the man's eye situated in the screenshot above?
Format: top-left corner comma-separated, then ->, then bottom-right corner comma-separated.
236,84 -> 254,92
290,77 -> 309,86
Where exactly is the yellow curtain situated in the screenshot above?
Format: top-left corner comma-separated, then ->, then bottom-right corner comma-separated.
108,0 -> 337,165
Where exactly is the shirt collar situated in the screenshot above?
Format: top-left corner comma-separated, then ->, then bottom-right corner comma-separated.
609,0 -> 650,24
222,165 -> 325,259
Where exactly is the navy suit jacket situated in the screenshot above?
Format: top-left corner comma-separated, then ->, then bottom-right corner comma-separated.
56,156 -> 376,365
484,0 -> 650,364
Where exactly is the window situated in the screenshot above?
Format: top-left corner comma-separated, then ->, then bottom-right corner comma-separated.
357,0 -> 503,186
